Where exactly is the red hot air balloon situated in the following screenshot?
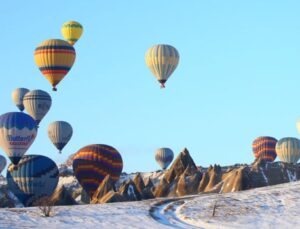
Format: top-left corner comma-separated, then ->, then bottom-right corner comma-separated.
72,144 -> 123,197
252,136 -> 277,162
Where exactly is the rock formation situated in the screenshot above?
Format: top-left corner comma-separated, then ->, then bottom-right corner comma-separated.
91,175 -> 116,204
50,185 -> 77,206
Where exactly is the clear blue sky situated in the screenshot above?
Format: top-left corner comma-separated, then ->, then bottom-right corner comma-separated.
1,1 -> 300,173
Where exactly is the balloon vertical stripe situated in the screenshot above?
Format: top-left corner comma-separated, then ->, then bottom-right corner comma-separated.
276,137 -> 300,163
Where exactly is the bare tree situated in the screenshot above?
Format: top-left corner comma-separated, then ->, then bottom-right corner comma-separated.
36,197 -> 54,217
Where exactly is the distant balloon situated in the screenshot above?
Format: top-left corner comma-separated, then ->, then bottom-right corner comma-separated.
73,144 -> 123,197
155,148 -> 174,169
7,155 -> 59,207
11,88 -> 29,111
23,90 -> 52,126
296,118 -> 300,134
0,112 -> 37,165
145,44 -> 180,88
61,21 -> 83,45
34,39 -> 76,91
0,155 -> 6,174
48,121 -> 73,153
276,137 -> 300,163
252,136 -> 277,162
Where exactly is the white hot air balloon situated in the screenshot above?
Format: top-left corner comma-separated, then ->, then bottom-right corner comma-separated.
11,88 -> 29,111
276,137 -> 300,164
155,148 -> 174,170
0,155 -> 6,174
23,90 -> 52,126
48,121 -> 73,153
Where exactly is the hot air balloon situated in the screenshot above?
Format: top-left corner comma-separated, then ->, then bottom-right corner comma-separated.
23,90 -> 52,126
252,136 -> 277,162
48,121 -> 73,153
276,137 -> 300,164
73,144 -> 123,197
61,21 -> 83,45
155,148 -> 174,169
7,155 -> 59,207
0,112 -> 37,165
34,39 -> 76,91
296,118 -> 300,134
11,88 -> 29,112
0,155 -> 6,174
145,44 -> 180,88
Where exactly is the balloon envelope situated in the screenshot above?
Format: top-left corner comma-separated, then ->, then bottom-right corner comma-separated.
23,90 -> 52,126
0,155 -> 6,174
73,144 -> 123,197
155,147 -> 174,169
48,121 -> 73,152
0,112 -> 37,164
34,39 -> 76,91
7,155 -> 59,207
145,44 -> 179,88
252,136 -> 277,162
276,137 -> 300,163
11,88 -> 29,111
61,21 -> 83,45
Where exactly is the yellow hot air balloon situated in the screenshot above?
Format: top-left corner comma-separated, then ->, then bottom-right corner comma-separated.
61,21 -> 83,45
34,39 -> 76,91
145,44 -> 180,88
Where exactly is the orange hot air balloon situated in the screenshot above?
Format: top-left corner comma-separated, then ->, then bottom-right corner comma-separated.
34,39 -> 76,91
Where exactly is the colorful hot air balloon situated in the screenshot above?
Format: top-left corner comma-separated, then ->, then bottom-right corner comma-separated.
145,44 -> 180,88
296,118 -> 300,134
252,136 -> 277,162
73,144 -> 123,197
276,137 -> 300,164
34,39 -> 76,91
155,148 -> 174,169
48,121 -> 73,153
61,21 -> 83,45
0,155 -> 6,174
11,88 -> 29,112
0,112 -> 37,165
23,90 -> 52,126
7,155 -> 59,207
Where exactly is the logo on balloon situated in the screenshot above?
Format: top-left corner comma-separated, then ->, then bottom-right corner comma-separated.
7,134 -> 35,146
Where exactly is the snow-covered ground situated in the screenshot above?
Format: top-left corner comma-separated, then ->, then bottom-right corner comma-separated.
1,181 -> 300,228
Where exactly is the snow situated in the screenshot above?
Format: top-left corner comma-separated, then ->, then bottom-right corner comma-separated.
1,180 -> 300,228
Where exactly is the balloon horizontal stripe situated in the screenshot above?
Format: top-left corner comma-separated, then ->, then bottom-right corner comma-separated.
39,66 -> 71,70
63,24 -> 83,28
74,151 -> 123,167
35,45 -> 75,51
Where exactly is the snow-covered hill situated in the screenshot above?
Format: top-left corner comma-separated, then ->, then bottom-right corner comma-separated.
1,180 -> 300,228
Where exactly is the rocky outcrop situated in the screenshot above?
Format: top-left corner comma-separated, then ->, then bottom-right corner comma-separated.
50,185 -> 77,206
133,173 -> 145,193
100,191 -> 127,203
0,186 -> 18,208
119,180 -> 142,201
91,175 -> 116,204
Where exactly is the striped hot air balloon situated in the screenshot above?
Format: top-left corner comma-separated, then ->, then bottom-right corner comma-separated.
0,155 -> 6,174
11,88 -> 29,112
276,137 -> 300,164
0,112 -> 37,165
48,121 -> 73,153
73,144 -> 123,197
7,155 -> 59,207
252,136 -> 277,162
61,21 -> 83,45
145,44 -> 180,88
155,148 -> 174,169
23,90 -> 52,126
34,39 -> 76,91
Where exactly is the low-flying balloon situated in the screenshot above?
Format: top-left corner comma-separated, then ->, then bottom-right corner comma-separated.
23,90 -> 52,126
61,21 -> 83,45
0,112 -> 37,165
155,148 -> 174,169
276,137 -> 300,164
0,155 -> 6,174
73,144 -> 123,197
11,88 -> 29,111
7,155 -> 59,207
34,39 -> 76,91
145,44 -> 179,88
252,136 -> 277,162
48,121 -> 73,153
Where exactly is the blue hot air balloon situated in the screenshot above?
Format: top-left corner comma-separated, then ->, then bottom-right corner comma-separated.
0,112 -> 37,164
7,155 -> 59,207
155,148 -> 174,169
